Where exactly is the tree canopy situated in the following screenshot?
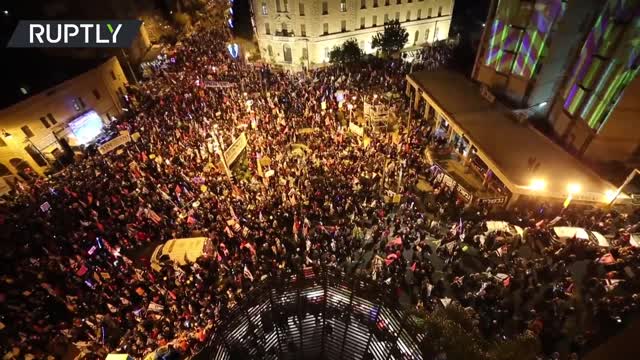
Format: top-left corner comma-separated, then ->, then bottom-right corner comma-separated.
329,39 -> 363,64
371,20 -> 409,55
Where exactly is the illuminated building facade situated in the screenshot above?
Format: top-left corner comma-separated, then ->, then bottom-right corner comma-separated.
0,57 -> 128,189
250,0 -> 454,69
474,0 -> 640,164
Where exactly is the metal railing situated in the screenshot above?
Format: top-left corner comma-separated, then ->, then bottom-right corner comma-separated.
193,268 -> 425,360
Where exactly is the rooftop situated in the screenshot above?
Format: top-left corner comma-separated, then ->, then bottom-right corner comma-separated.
408,70 -> 616,202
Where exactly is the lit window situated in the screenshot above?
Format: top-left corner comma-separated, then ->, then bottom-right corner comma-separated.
340,0 -> 347,12
262,2 -> 268,15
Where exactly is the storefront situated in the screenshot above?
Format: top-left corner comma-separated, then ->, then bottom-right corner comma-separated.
407,70 -> 617,208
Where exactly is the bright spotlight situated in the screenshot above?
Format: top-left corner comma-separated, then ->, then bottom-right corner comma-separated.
567,183 -> 581,194
529,179 -> 546,191
604,190 -> 617,203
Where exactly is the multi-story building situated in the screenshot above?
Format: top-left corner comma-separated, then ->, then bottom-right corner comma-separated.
0,56 -> 128,189
473,0 -> 640,165
250,0 -> 454,69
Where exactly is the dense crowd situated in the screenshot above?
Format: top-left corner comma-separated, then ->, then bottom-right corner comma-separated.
1,12 -> 640,360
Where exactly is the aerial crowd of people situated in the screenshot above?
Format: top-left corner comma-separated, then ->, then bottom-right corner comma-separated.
1,9 -> 640,360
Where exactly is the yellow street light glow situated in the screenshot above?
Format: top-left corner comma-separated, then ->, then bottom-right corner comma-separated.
529,179 -> 547,191
604,190 -> 617,203
567,183 -> 581,194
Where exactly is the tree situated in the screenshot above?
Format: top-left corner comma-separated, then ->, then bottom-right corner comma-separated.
371,20 -> 409,56
416,303 -> 541,360
329,39 -> 363,64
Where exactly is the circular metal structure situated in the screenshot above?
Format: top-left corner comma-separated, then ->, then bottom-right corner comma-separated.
194,268 -> 424,360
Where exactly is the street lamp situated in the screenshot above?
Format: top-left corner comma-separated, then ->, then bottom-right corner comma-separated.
564,183 -> 581,208
528,179 -> 546,191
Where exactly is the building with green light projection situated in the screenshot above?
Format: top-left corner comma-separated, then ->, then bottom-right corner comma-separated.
472,0 -> 639,165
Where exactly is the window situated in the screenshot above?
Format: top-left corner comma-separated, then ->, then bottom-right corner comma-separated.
262,2 -> 268,15
408,0 -> 412,3
324,47 -> 329,60
268,45 -> 273,57
322,1 -> 328,15
385,0 -> 389,5
92,89 -> 101,100
299,2 -> 304,15
397,0 -> 401,4
21,125 -> 34,138
265,23 -> 270,35
438,6 -> 442,16
110,70 -> 116,80
413,30 -> 419,44
406,11 -> 411,21
40,117 -> 50,129
276,0 -> 281,12
300,24 -> 306,36
341,20 -> 347,32
427,8 -> 432,17
281,22 -> 288,32
283,0 -> 288,12
384,14 -> 389,23
417,9 -> 421,19
372,15 -> 377,26
340,0 -> 346,12
395,12 -> 400,21
302,47 -> 308,60
47,113 -> 57,125
360,17 -> 365,28
323,23 -> 329,35
373,0 -> 378,7
361,0 -> 366,9
425,28 -> 430,42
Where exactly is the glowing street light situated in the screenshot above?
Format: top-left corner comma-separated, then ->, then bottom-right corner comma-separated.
604,189 -> 617,203
564,183 -> 581,208
529,179 -> 547,191
567,183 -> 581,194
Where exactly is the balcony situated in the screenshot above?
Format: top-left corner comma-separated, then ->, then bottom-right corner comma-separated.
274,30 -> 295,37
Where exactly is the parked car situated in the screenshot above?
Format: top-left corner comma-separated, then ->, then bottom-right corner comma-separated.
551,226 -> 610,247
150,237 -> 214,271
484,221 -> 524,238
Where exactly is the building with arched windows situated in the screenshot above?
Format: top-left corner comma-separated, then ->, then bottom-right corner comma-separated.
250,0 -> 454,69
0,57 -> 128,193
